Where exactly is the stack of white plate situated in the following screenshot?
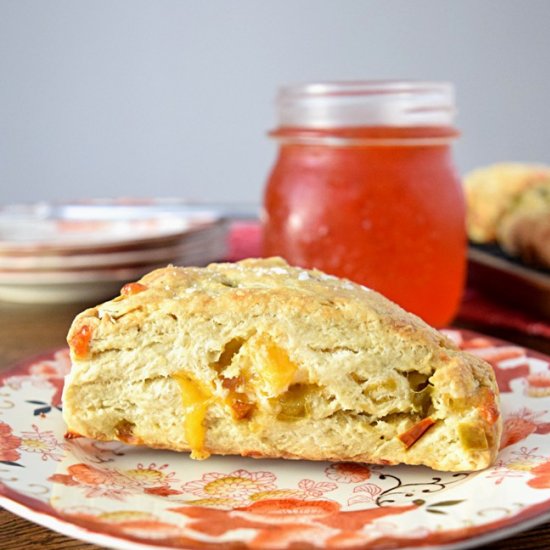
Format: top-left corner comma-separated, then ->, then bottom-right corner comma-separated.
0,200 -> 232,304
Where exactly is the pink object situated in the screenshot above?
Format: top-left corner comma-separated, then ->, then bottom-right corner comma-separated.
458,288 -> 550,338
225,221 -> 262,262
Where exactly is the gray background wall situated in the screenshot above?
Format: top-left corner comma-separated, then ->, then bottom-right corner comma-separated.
1,0 -> 549,205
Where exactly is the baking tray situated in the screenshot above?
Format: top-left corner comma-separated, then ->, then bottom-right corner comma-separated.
468,243 -> 550,319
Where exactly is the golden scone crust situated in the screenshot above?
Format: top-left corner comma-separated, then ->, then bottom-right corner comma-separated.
464,162 -> 550,243
63,258 -> 501,472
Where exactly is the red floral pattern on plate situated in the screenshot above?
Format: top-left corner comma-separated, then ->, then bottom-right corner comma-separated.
0,420 -> 21,463
324,462 -> 372,483
528,461 -> 550,489
1,330 -> 550,549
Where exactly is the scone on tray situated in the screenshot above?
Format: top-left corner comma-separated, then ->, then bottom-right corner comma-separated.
63,258 -> 502,472
496,183 -> 550,268
465,162 -> 550,269
464,162 -> 550,243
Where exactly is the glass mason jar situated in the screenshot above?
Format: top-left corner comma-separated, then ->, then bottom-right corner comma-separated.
262,81 -> 465,327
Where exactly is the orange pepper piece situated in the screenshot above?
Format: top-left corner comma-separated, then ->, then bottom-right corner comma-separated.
398,417 -> 435,448
120,282 -> 148,296
70,325 -> 93,359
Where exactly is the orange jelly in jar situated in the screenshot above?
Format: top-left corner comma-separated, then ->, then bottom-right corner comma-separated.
262,82 -> 465,327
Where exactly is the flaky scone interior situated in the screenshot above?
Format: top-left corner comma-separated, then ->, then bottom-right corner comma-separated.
63,258 -> 501,472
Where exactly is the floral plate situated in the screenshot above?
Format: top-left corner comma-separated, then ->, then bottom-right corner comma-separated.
2,330 -> 550,550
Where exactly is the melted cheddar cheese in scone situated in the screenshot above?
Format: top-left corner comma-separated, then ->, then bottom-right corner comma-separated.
171,336 -> 299,459
63,258 -> 502,472
172,373 -> 212,459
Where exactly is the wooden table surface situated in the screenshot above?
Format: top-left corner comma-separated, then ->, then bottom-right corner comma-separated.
2,300 -> 550,549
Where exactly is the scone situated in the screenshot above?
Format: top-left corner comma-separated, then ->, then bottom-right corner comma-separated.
496,183 -> 550,268
464,162 -> 550,243
63,258 -> 501,472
